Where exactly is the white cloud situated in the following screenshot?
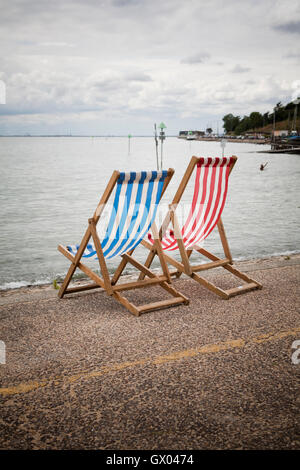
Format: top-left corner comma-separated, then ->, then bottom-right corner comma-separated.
0,0 -> 299,134
181,52 -> 210,64
40,42 -> 75,47
231,65 -> 251,74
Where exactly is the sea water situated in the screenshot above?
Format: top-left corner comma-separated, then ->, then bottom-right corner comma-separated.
0,136 -> 299,289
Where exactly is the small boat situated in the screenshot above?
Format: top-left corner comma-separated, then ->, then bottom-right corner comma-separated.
258,147 -> 300,154
287,135 -> 300,145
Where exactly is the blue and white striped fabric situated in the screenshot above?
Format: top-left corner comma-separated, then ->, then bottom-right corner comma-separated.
67,170 -> 167,259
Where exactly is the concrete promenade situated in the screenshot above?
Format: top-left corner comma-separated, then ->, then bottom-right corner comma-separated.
0,255 -> 299,449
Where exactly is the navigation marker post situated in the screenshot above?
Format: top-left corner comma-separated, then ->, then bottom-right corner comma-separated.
154,124 -> 159,171
158,122 -> 166,171
220,138 -> 227,158
128,134 -> 132,155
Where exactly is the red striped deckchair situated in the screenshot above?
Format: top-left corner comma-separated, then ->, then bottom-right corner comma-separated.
57,168 -> 189,316
141,156 -> 262,299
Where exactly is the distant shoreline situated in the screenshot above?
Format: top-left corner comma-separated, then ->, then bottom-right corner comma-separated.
179,137 -> 270,145
0,134 -> 176,138
0,135 -> 270,144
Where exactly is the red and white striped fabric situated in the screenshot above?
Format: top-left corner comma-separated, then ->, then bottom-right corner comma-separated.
148,157 -> 234,251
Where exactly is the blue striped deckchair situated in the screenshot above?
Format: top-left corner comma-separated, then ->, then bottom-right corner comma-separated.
58,169 -> 189,316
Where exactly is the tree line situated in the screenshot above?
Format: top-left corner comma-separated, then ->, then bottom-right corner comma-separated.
222,100 -> 298,135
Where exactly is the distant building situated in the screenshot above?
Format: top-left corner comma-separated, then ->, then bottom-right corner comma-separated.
179,131 -> 188,137
244,132 -> 268,139
178,130 -> 205,139
273,130 -> 289,137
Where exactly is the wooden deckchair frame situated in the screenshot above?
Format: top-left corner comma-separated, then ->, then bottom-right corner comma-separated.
140,156 -> 262,299
58,168 -> 189,316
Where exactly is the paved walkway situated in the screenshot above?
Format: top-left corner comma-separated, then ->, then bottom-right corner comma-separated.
0,255 -> 299,449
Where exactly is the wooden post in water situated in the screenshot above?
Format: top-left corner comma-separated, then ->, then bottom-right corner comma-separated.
154,124 -> 159,171
221,138 -> 226,157
158,122 -> 166,171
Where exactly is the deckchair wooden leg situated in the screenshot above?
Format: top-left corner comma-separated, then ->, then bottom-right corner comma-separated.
151,222 -> 171,284
122,253 -> 163,281
64,283 -> 102,294
140,238 -> 188,286
118,227 -> 171,285
192,272 -> 230,299
223,262 -> 262,287
160,281 -> 189,303
138,220 -> 172,283
142,239 -> 186,274
58,226 -> 92,298
89,219 -> 113,295
112,291 -> 140,316
170,207 -> 193,275
138,247 -> 156,281
58,262 -> 78,299
58,244 -> 105,290
122,253 -> 189,304
111,249 -> 134,285
173,250 -> 193,278
217,218 -> 233,264
194,247 -> 262,297
139,236 -> 190,281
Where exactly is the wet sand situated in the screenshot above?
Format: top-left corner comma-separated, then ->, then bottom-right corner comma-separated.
0,254 -> 299,449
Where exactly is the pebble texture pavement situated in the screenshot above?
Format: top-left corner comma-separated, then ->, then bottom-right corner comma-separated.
0,255 -> 299,449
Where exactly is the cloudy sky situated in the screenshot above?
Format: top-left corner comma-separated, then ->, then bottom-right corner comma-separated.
0,0 -> 299,135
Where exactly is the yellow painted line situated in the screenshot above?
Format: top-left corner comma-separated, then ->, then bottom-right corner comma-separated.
153,338 -> 246,365
1,326 -> 300,397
